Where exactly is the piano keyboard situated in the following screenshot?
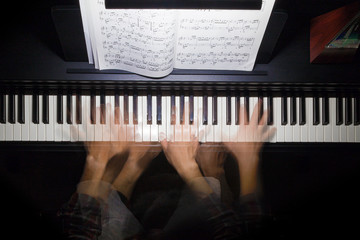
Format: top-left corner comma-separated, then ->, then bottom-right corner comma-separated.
1,92 -> 360,142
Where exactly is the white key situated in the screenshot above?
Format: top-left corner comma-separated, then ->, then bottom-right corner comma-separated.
94,95 -> 102,141
86,96 -> 95,141
315,98 -> 324,142
292,97 -> 301,142
262,97 -> 270,142
347,98 -> 355,142
246,97 -> 255,142
330,98 -> 340,142
308,98 -> 316,142
275,97 -> 284,142
198,96 -> 205,143
62,95 -> 71,141
158,96 -> 166,141
13,95 -> 22,141
142,96 -> 151,142
205,96 -> 214,142
46,95 -> 55,141
323,98 -> 332,142
190,96 -> 198,139
238,96 -> 246,142
118,95 -> 126,142
70,95 -> 79,142
77,95 -> 87,142
285,97 -> 293,142
182,96 -> 190,142
5,95 -> 14,141
174,96 -> 182,141
102,96 -> 112,141
29,95 -> 37,141
269,96 -> 277,143
166,96 -> 173,141
37,95 -> 46,141
21,95 -> 30,141
229,96 -> 238,142
54,95 -> 62,142
135,95 -> 143,142
150,96 -> 158,142
126,95 -> 134,142
213,96 -> 222,142
300,97 -> 308,142
339,99 -> 347,142
221,97 -> 230,142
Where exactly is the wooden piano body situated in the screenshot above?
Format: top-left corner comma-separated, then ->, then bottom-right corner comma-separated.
0,0 -> 360,239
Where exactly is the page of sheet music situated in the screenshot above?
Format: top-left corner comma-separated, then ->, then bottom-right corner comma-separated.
174,0 -> 275,71
87,0 -> 177,77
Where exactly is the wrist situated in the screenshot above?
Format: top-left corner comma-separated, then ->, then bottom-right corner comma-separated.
177,160 -> 203,183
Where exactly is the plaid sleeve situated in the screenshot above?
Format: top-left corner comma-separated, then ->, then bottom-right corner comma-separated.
58,193 -> 103,240
201,193 -> 243,240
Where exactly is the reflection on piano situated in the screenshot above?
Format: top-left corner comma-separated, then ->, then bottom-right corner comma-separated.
1,90 -> 360,142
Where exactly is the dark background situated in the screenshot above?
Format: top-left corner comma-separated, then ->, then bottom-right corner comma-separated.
1,0 -> 360,239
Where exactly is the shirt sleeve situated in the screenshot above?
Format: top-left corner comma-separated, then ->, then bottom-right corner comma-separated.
58,193 -> 103,240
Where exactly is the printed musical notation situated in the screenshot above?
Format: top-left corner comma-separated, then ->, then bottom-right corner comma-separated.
179,19 -> 260,33
80,0 -> 276,77
176,52 -> 250,65
96,7 -> 176,74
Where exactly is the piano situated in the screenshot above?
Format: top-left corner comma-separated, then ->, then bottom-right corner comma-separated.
1,0 -> 360,239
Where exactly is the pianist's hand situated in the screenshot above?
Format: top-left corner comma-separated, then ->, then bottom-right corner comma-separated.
112,143 -> 161,200
224,100 -> 276,196
196,144 -> 227,180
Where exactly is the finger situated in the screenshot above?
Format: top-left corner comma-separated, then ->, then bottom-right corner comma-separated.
258,110 -> 268,126
250,99 -> 262,126
160,138 -> 168,151
242,105 -> 249,125
261,127 -> 277,142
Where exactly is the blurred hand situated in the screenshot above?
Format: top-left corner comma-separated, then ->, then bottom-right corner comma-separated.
196,144 -> 227,180
224,100 -> 276,196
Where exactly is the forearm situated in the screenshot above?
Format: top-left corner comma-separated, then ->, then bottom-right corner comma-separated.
235,154 -> 259,196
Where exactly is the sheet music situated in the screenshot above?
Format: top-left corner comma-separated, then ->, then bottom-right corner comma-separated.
79,0 -> 275,77
86,0 -> 177,77
174,0 -> 275,71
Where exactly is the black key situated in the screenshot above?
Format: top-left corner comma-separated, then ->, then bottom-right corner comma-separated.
124,92 -> 129,124
156,93 -> 161,125
355,97 -> 360,126
100,91 -> 106,124
213,95 -> 217,125
290,96 -> 296,125
133,92 -> 138,125
66,93 -> 72,124
244,93 -> 249,124
203,95 -> 208,125
114,92 -> 120,125
32,94 -> 39,124
171,94 -> 176,125
345,97 -> 352,125
90,91 -> 96,124
189,94 -> 194,124
322,97 -> 329,125
336,97 -> 343,125
180,93 -> 184,124
267,94 -> 273,125
313,97 -> 320,125
146,93 -> 151,124
299,96 -> 306,125
235,95 -> 240,125
43,93 -> 49,124
281,96 -> 287,125
258,94 -> 263,123
57,93 -> 63,124
76,92 -> 82,124
0,92 -> 5,123
8,93 -> 15,124
18,93 -> 25,124
226,95 -> 231,125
